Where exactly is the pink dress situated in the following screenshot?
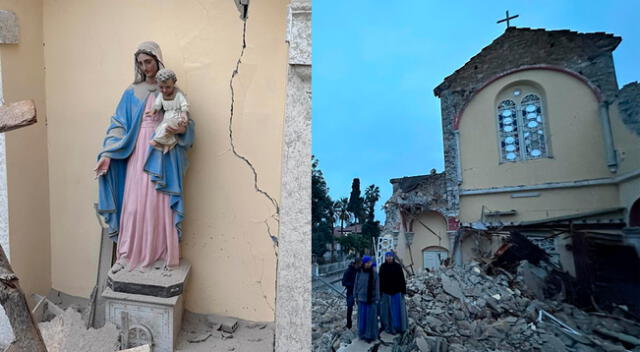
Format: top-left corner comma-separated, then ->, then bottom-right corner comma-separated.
117,94 -> 180,269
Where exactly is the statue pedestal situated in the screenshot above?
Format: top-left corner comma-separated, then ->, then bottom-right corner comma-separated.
102,260 -> 191,352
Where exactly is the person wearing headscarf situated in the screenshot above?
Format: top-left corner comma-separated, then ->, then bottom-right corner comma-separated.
378,251 -> 408,334
353,256 -> 380,342
95,41 -> 195,271
341,258 -> 361,329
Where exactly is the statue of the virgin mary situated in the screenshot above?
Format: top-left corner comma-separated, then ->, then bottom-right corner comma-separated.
95,41 -> 195,271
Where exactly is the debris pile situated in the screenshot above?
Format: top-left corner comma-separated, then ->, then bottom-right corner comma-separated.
313,263 -> 640,352
38,308 -> 119,352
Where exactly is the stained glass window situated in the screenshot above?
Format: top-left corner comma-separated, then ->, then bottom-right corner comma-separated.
497,100 -> 520,162
520,94 -> 547,160
496,91 -> 548,162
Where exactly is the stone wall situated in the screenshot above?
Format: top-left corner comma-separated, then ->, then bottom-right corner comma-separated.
618,81 -> 640,136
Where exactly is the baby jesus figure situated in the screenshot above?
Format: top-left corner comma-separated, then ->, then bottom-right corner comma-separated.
149,68 -> 189,153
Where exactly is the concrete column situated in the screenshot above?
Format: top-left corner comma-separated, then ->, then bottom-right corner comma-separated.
0,10 -> 19,346
274,1 -> 311,351
447,231 -> 462,266
599,102 -> 618,173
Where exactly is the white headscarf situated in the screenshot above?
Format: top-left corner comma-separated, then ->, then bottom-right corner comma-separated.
133,41 -> 165,83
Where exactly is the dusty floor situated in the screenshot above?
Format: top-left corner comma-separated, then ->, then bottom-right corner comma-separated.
175,311 -> 274,352
19,290 -> 275,352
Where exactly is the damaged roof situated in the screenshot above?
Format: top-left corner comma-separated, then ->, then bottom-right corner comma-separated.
434,27 -> 621,97
390,171 -> 445,194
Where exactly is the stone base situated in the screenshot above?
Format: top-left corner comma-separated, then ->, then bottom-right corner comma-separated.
108,260 -> 191,298
103,288 -> 183,352
102,259 -> 191,352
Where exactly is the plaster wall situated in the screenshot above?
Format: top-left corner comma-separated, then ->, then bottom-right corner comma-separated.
459,185 -> 620,223
0,0 -> 52,301
459,69 -> 612,190
395,211 -> 449,274
609,100 -> 640,213
43,0 -> 288,321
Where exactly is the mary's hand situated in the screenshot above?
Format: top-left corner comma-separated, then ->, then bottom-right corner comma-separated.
94,157 -> 111,178
144,110 -> 156,118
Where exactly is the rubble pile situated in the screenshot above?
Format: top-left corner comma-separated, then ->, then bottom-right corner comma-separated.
313,263 -> 640,352
38,308 -> 120,352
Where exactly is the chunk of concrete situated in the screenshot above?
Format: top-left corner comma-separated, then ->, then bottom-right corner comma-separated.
219,317 -> 239,334
0,11 -> 18,44
119,345 -> 151,352
440,273 -> 464,301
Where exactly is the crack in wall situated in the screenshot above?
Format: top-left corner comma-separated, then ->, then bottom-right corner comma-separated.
228,16 -> 280,252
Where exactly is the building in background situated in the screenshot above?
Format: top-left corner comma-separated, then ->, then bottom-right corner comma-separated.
384,27 -> 640,310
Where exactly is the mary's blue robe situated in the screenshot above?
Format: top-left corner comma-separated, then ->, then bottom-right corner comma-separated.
97,87 -> 194,241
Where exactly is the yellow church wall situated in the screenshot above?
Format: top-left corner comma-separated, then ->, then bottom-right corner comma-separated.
610,101 -> 640,176
395,212 -> 449,274
42,0 -> 288,321
459,184 -> 620,224
459,69 -> 613,190
608,100 -> 640,214
0,0 -> 53,302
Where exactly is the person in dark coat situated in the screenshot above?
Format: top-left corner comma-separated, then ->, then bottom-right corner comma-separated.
341,259 -> 361,329
378,251 -> 408,334
353,256 -> 380,342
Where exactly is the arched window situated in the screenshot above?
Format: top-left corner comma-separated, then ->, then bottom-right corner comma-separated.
496,85 -> 549,162
497,99 -> 520,162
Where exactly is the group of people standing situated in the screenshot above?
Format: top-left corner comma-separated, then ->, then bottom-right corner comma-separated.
341,252 -> 408,342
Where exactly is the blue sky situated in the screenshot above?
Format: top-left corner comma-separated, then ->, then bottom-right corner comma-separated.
312,1 -> 640,222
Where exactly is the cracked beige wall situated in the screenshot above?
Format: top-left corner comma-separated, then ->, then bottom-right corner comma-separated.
43,0 -> 287,321
0,0 -> 52,302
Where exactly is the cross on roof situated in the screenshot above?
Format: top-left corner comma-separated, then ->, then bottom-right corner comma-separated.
497,10 -> 519,29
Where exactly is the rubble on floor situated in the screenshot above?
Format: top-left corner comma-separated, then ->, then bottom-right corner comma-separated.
38,308 -> 119,352
174,311 -> 274,352
313,263 -> 640,352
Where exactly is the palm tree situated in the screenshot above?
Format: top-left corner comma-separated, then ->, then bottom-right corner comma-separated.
364,185 -> 381,253
336,197 -> 350,238
364,185 -> 380,220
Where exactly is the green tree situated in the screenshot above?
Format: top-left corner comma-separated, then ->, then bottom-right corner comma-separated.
337,233 -> 370,257
347,178 -> 365,224
362,184 -> 381,252
335,197 -> 349,237
364,184 -> 380,220
312,156 -> 334,259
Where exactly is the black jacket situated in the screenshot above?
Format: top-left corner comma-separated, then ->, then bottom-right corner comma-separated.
379,261 -> 406,295
342,264 -> 358,295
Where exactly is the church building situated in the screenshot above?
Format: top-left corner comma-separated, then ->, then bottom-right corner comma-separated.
384,27 -> 640,310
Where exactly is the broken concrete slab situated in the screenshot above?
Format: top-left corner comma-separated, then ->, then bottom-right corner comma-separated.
340,338 -> 376,352
595,327 -> 640,346
415,337 -> 431,352
0,11 -> 18,44
0,100 -> 36,133
38,308 -> 119,352
119,344 -> 151,352
440,272 -> 464,300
